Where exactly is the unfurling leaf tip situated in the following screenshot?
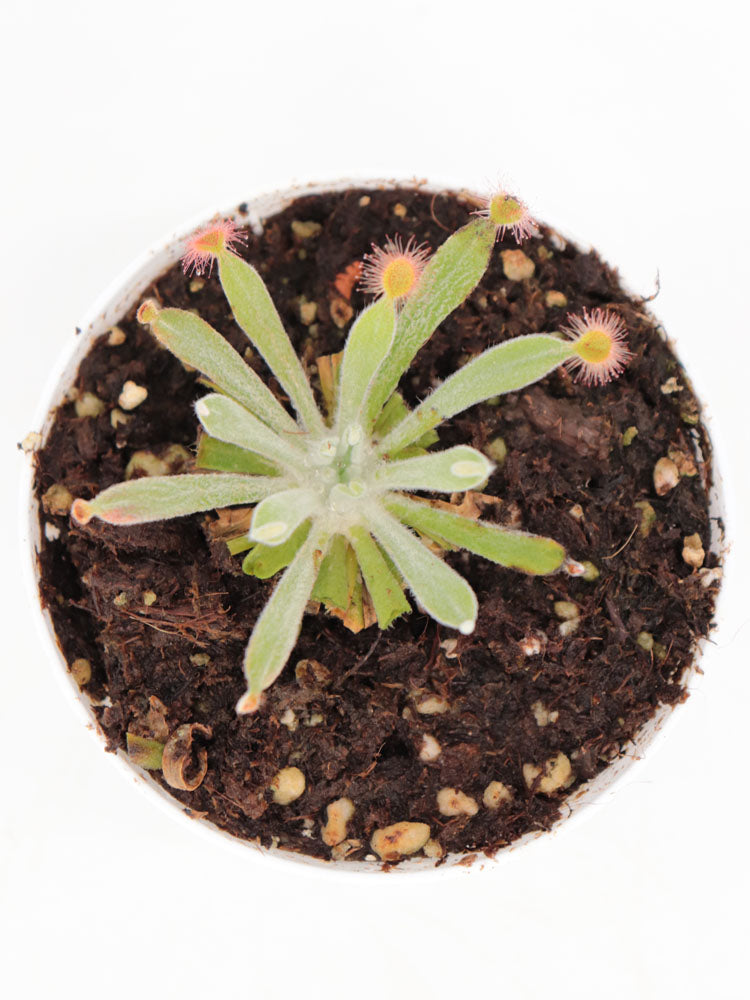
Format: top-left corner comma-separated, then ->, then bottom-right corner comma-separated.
236,691 -> 263,715
71,498 -> 93,525
137,298 -> 160,326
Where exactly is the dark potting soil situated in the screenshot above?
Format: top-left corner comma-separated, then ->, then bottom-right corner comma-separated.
34,187 -> 721,864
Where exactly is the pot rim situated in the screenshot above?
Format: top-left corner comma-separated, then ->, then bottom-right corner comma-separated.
20,176 -> 732,878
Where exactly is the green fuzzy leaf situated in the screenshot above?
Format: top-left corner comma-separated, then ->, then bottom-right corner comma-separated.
240,529 -> 321,703
195,434 -> 279,476
242,521 -> 310,579
362,218 -> 496,428
195,393 -> 303,471
373,391 -> 409,437
146,307 -> 297,435
386,494 -> 566,575
227,535 -> 254,555
378,334 -> 575,457
336,297 -> 395,430
249,489 -> 317,545
414,428 -> 440,448
218,253 -> 324,434
126,733 -> 164,770
375,444 -> 493,494
366,504 -> 477,633
75,474 -> 280,526
373,392 -> 439,452
348,526 -> 410,628
334,545 -> 366,632
311,534 -> 351,610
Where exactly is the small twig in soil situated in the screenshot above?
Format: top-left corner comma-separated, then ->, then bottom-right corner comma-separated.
612,671 -> 636,695
605,596 -> 628,641
429,192 -> 452,232
334,634 -> 383,688
603,523 -> 638,560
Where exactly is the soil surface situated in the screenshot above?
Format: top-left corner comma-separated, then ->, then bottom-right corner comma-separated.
34,187 -> 721,865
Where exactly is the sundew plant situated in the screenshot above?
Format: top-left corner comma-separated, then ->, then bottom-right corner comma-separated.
72,190 -> 631,713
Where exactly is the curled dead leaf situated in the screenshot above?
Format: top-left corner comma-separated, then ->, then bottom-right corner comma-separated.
162,723 -> 212,791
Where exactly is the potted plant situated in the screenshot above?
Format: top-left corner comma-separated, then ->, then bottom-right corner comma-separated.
25,179 -> 723,871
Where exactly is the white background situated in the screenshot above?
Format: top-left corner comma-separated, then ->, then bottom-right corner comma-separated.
3,1 -> 749,997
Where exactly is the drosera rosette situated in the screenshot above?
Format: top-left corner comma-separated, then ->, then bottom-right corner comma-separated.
71,192 -> 631,715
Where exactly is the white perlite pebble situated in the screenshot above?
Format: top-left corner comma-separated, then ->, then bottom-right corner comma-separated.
523,752 -> 574,795
653,456 -> 680,496
436,787 -> 479,817
423,839 -> 444,859
682,533 -> 705,569
118,380 -> 148,410
270,766 -> 306,805
107,326 -> 126,345
520,636 -> 543,656
501,249 -> 535,281
419,734 -> 442,762
415,695 -> 449,715
531,701 -> 559,727
370,822 -> 431,860
280,708 -> 298,731
321,798 -> 355,847
21,431 -> 42,453
483,781 -> 513,809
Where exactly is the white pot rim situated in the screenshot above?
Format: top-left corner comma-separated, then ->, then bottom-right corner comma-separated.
20,176 -> 732,879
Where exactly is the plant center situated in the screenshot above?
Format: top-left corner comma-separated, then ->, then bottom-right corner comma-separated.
573,328 -> 612,364
489,194 -> 523,227
382,257 -> 417,299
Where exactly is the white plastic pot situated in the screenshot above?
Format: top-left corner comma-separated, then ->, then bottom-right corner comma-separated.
21,178 -> 730,876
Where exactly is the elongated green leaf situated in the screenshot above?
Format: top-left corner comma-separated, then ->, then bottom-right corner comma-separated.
311,534 -> 350,609
72,474 -> 280,526
195,393 -> 304,471
373,391 -> 439,450
366,504 -> 477,633
336,297 -> 395,431
242,521 -> 310,579
385,494 -> 566,575
375,445 -> 493,494
373,391 -> 410,437
144,307 -> 297,435
341,545 -> 366,632
362,218 -> 496,429
195,434 -> 279,476
238,529 -> 322,708
378,335 -> 574,456
348,525 -> 410,628
249,489 -> 318,545
228,535 -> 254,555
218,253 -> 325,434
